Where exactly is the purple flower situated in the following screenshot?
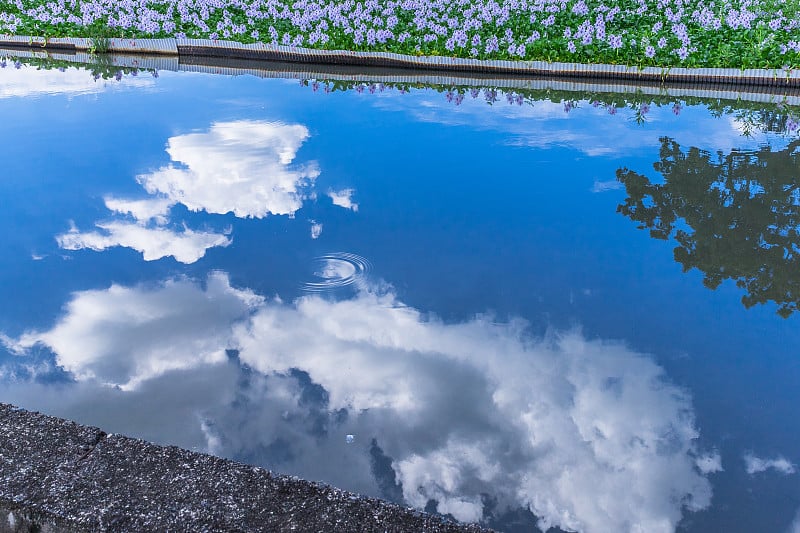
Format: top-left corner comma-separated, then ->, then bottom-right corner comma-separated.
607,34 -> 622,49
484,35 -> 499,54
567,41 -> 576,53
595,20 -> 606,40
672,103 -> 682,115
572,0 -> 588,16
645,45 -> 655,58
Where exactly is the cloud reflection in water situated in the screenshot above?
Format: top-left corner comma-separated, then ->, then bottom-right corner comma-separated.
139,120 -> 319,219
57,120 -> 356,263
3,272 -> 714,533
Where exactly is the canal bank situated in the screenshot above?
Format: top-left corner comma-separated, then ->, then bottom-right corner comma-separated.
0,404 -> 490,532
1,35 -> 799,88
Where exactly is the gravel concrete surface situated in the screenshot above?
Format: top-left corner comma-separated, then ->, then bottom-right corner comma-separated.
0,404 -> 493,532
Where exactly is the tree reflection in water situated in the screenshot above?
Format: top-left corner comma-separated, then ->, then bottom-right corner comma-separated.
617,138 -> 800,317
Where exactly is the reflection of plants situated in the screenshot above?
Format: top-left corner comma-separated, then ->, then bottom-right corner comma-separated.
617,137 -> 800,317
1,54 -> 155,80
299,78 -> 800,136
5,54 -> 800,135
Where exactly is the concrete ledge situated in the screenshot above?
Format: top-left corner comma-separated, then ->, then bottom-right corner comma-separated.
0,404 -> 490,532
0,35 -> 799,87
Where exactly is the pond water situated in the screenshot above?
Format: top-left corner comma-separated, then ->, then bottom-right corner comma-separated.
1,57 -> 800,533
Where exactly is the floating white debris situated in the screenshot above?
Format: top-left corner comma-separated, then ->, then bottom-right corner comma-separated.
345,434 -> 355,444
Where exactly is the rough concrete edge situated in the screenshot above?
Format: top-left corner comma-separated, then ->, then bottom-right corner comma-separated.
0,498 -> 87,533
0,404 -> 491,533
1,34 -> 799,87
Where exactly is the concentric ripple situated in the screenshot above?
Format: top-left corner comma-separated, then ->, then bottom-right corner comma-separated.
301,252 -> 371,292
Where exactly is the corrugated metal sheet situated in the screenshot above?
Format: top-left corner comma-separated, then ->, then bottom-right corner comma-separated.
106,38 -> 178,55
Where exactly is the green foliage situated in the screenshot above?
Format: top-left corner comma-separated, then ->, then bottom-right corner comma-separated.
88,36 -> 110,55
617,137 -> 800,317
2,53 -> 154,79
1,0 -> 800,68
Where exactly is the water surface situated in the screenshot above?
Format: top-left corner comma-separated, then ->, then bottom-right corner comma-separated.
1,57 -> 799,533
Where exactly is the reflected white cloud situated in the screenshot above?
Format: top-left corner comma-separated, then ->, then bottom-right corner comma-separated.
57,221 -> 231,264
789,508 -> 800,533
744,454 -> 796,475
12,272 -> 260,390
371,90 -> 786,157
58,120 -> 359,262
104,196 -> 173,225
4,274 -> 714,532
139,120 -> 320,218
310,221 -> 323,239
592,179 -> 624,193
696,452 -> 723,474
0,63 -> 154,99
328,189 -> 359,212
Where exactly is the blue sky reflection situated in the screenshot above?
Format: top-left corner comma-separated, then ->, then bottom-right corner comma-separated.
3,272 -> 716,532
1,61 -> 799,532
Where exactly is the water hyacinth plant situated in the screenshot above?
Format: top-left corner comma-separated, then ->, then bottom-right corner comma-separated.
0,0 -> 799,68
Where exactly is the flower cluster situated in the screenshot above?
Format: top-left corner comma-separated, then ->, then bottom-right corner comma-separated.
1,0 -> 799,67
